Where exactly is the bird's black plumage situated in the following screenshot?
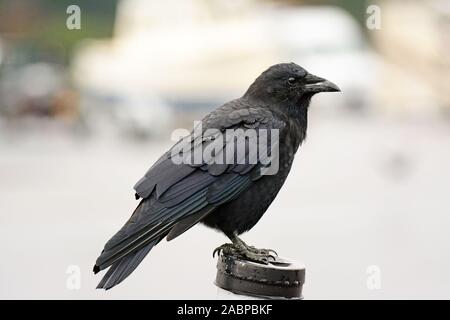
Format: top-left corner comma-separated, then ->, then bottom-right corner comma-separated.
93,62 -> 340,289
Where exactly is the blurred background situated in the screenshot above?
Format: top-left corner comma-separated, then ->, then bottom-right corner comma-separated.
1,0 -> 450,299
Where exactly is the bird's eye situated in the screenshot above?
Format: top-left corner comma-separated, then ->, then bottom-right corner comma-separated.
287,77 -> 296,85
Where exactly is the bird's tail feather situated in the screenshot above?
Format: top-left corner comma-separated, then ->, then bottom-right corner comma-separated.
96,238 -> 159,290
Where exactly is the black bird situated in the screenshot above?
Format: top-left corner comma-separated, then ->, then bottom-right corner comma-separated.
93,62 -> 340,289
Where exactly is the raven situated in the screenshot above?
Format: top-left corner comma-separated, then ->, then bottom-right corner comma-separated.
93,62 -> 340,289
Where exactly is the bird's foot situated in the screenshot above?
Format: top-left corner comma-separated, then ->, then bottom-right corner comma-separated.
213,242 -> 276,264
238,247 -> 276,264
233,235 -> 278,260
245,245 -> 278,257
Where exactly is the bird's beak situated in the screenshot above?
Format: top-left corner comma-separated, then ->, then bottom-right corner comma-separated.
303,73 -> 340,93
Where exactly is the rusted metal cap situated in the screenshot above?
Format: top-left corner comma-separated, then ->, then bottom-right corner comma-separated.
215,254 -> 305,299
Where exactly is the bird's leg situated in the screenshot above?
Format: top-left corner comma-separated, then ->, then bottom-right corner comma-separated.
213,232 -> 277,264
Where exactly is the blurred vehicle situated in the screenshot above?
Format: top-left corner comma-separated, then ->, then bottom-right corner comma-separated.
0,62 -> 75,119
72,0 -> 378,135
268,6 -> 378,113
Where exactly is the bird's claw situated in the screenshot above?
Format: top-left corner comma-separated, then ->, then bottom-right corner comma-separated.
268,254 -> 277,261
213,243 -> 236,258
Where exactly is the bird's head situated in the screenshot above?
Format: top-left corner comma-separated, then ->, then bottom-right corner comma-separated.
244,62 -> 340,108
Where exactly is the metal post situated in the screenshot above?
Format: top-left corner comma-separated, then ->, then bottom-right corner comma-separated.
215,253 -> 305,299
